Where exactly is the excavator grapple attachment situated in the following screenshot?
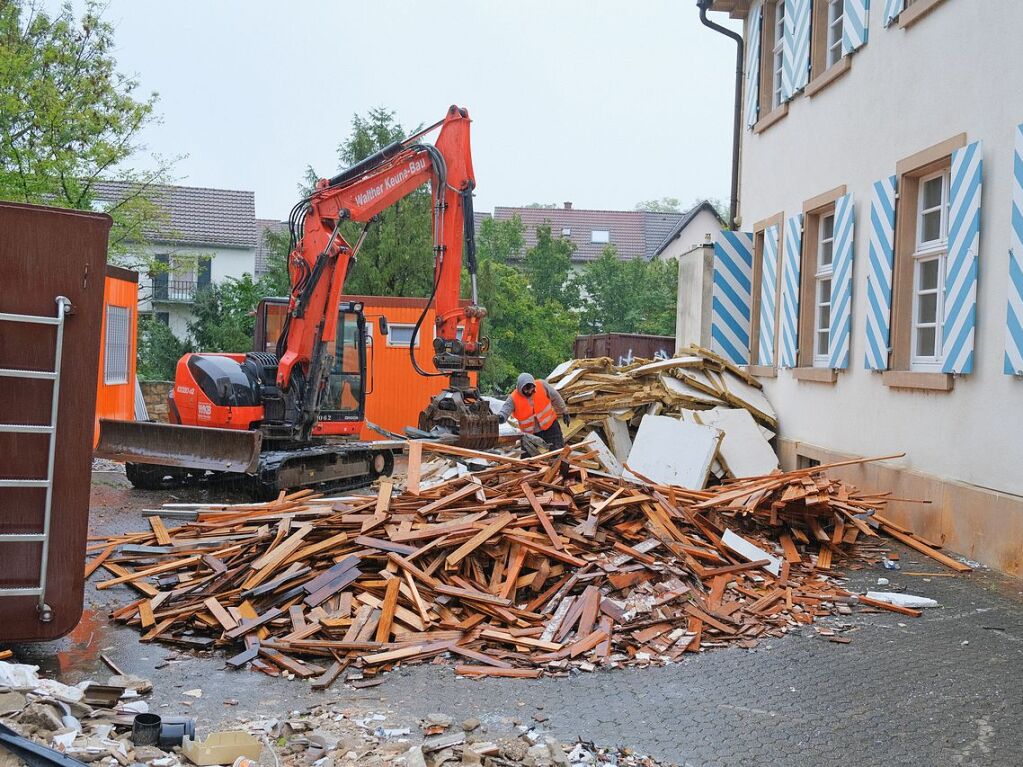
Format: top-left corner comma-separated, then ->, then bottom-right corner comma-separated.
418,387 -> 499,450
96,419 -> 263,474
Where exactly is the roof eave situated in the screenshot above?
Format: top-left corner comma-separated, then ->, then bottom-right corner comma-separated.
708,0 -> 751,19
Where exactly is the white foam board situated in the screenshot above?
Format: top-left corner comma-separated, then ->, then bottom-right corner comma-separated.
603,416 -> 633,463
721,528 -> 782,576
623,415 -> 720,489
581,431 -> 623,476
698,408 -> 778,478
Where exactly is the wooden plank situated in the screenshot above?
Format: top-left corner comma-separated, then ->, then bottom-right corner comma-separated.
374,577 -> 402,642
204,597 -> 237,631
876,520 -> 972,572
521,482 -> 564,551
84,544 -> 116,579
149,516 -> 172,545
454,665 -> 541,679
445,513 -> 515,567
406,440 -> 423,495
97,556 -> 201,589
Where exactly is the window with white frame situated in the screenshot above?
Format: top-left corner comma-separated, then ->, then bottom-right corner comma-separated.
813,212 -> 835,366
590,230 -> 610,244
826,0 -> 844,68
772,1 -> 786,109
385,323 -> 420,348
104,305 -> 131,384
910,170 -> 949,371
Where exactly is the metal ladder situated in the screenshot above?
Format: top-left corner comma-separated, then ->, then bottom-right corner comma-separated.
0,296 -> 72,623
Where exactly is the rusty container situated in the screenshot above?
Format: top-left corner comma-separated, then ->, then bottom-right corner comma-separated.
0,201 -> 110,641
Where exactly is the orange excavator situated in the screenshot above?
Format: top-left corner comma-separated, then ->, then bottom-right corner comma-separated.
97,105 -> 497,497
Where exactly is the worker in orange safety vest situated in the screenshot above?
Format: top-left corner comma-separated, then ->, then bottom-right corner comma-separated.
497,372 -> 570,448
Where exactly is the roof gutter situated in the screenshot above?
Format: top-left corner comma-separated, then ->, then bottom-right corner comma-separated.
697,0 -> 743,231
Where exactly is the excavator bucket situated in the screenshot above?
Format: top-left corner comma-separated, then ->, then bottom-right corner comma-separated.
95,419 -> 262,474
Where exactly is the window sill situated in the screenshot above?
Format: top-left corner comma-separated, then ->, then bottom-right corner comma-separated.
898,0 -> 947,29
747,364 -> 777,378
805,57 -> 851,98
753,103 -> 788,134
791,367 -> 838,384
881,370 -> 954,391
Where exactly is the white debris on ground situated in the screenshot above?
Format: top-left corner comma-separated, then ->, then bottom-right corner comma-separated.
0,661 -> 668,767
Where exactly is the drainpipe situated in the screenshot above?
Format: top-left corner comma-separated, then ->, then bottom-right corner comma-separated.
697,0 -> 743,231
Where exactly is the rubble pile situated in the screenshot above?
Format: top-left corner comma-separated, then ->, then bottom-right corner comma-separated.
0,661 -> 667,767
87,444 -> 966,687
550,348 -> 779,484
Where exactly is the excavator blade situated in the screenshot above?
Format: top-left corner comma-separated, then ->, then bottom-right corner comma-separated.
418,388 -> 499,450
95,419 -> 262,474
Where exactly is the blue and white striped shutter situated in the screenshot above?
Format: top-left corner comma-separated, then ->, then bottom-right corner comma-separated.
712,231 -> 754,365
745,3 -> 764,130
883,0 -> 904,27
828,194 -> 855,369
1006,124 -> 1023,376
782,0 -> 811,102
780,214 -> 803,368
864,176 -> 897,370
942,141 -> 982,375
758,225 -> 781,366
843,0 -> 869,54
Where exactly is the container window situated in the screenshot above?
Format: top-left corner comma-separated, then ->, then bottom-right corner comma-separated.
104,305 -> 131,385
386,323 -> 420,348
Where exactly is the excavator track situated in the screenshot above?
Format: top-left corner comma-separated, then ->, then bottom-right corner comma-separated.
123,441 -> 396,500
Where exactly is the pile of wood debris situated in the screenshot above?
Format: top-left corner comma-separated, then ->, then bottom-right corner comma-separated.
87,443 -> 968,687
550,347 -> 780,485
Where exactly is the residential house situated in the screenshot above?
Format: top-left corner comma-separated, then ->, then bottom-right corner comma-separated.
705,0 -> 1023,573
92,180 -> 258,339
486,202 -> 688,269
651,200 -> 726,261
255,218 -> 288,278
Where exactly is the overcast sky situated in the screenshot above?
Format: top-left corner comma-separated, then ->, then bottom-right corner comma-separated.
87,1 -> 740,220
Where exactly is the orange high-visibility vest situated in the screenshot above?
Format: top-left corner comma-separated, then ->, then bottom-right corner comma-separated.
511,382 -> 557,433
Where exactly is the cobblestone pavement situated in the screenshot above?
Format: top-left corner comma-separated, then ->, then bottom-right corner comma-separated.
14,473 -> 1023,766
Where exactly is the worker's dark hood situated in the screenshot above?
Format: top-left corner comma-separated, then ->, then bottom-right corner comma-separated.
516,372 -> 536,395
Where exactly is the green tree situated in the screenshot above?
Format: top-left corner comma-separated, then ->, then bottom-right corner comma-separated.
471,217 -> 576,392
259,226 -> 292,297
576,245 -> 677,336
0,1 -> 177,269
523,225 -> 578,307
635,197 -> 682,213
476,214 -> 524,264
137,315 -> 190,381
187,275 -> 265,353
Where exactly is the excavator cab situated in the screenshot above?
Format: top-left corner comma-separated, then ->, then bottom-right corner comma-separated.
254,298 -> 367,437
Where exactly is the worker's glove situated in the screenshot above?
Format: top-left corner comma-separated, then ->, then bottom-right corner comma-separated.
498,414 -> 507,424
562,413 -> 571,426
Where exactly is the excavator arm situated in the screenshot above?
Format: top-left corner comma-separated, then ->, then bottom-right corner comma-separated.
275,105 -> 494,445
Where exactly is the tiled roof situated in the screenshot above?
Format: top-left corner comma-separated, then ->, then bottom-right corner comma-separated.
652,201 -> 727,257
91,180 -> 257,248
255,219 -> 288,276
491,206 -> 683,262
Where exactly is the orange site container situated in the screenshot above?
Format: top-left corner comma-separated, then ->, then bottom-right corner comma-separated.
93,265 -> 139,446
256,295 -> 476,440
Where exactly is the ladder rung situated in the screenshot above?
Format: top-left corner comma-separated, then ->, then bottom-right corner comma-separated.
0,533 -> 45,542
0,424 -> 53,434
0,586 -> 43,597
0,479 -> 49,488
0,311 -> 61,326
0,368 -> 57,381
